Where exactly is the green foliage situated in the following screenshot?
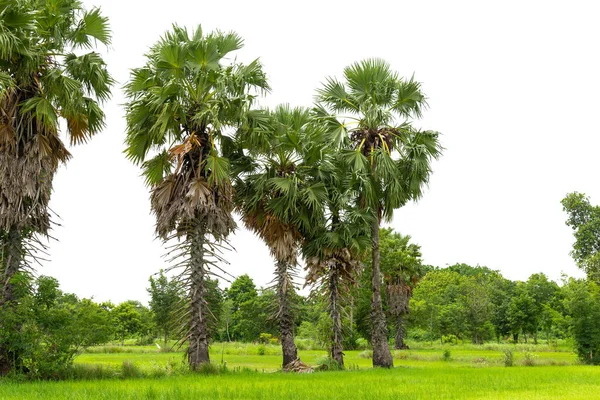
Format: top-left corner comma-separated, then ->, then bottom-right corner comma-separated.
441,349 -> 452,361
503,349 -> 514,367
563,278 -> 600,364
0,275 -> 113,378
147,271 -> 181,347
562,193 -> 600,283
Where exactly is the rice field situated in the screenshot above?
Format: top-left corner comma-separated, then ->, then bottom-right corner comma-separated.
0,342 -> 597,400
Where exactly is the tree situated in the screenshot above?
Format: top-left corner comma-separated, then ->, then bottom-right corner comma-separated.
124,25 -> 268,369
0,0 -> 113,374
304,136 -> 370,368
561,192 -> 600,283
112,302 -> 143,345
316,59 -> 442,367
234,105 -> 326,367
378,229 -> 425,349
563,278 -> 600,364
147,270 -> 181,347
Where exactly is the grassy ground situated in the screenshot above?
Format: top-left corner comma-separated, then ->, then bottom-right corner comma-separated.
0,342 -> 596,399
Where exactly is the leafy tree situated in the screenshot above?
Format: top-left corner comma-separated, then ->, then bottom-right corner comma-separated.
147,270 -> 181,347
0,0 -> 112,374
316,59 -> 442,367
561,192 -> 600,283
124,25 -> 267,369
234,106 -> 326,367
563,278 -> 600,364
112,302 -> 143,345
0,275 -> 113,378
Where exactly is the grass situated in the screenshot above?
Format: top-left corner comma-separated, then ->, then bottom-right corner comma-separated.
0,342 -> 594,399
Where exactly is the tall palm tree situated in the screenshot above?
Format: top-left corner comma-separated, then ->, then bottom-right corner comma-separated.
378,228 -> 424,350
0,0 -> 112,374
124,25 -> 268,369
304,131 -> 371,368
234,105 -> 327,368
316,58 -> 442,367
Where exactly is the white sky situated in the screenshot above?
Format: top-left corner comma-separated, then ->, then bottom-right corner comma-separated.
43,0 -> 598,304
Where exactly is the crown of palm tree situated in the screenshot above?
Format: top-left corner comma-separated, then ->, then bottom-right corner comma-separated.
234,105 -> 328,263
316,58 -> 443,221
124,24 -> 269,239
0,0 -> 113,234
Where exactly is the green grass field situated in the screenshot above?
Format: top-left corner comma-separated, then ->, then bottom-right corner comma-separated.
1,342 -> 598,399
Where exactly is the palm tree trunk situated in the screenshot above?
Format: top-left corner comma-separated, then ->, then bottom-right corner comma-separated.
329,262 -> 344,368
0,226 -> 24,375
370,217 -> 393,368
394,314 -> 409,350
276,259 -> 297,368
188,222 -> 210,369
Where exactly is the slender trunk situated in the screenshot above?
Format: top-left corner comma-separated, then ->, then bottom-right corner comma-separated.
0,226 -> 23,375
329,262 -> 344,368
394,314 -> 409,350
370,217 -> 393,368
276,259 -> 297,368
188,222 -> 210,369
164,331 -> 168,349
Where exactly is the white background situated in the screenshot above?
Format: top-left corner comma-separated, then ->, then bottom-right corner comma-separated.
43,0 -> 599,303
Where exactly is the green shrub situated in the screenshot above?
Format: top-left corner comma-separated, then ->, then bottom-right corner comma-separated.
441,349 -> 451,361
257,345 -> 266,356
121,361 -> 142,378
503,349 -> 514,367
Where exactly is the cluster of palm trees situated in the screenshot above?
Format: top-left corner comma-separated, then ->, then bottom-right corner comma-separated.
0,1 -> 441,373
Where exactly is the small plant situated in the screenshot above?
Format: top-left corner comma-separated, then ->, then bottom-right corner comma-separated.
121,361 -> 142,379
503,349 -> 514,367
522,351 -> 537,367
315,356 -> 342,371
358,350 -> 373,359
442,349 -> 452,361
259,333 -> 273,344
257,345 -> 266,356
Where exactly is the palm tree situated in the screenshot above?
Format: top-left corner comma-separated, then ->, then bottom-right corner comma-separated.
234,105 -> 326,368
378,228 -> 424,350
0,0 -> 112,374
304,132 -> 370,368
316,58 -> 442,367
124,25 -> 268,369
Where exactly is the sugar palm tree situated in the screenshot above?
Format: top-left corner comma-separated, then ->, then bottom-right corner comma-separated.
304,129 -> 370,368
378,228 -> 424,349
124,25 -> 268,369
316,58 -> 442,367
0,0 -> 112,374
234,105 -> 327,368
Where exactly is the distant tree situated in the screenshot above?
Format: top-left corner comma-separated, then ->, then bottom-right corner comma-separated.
563,278 -> 600,364
147,271 -> 181,347
562,192 -> 600,283
379,228 -> 425,349
112,302 -> 143,345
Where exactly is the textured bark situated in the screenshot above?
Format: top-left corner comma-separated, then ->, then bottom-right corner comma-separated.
329,263 -> 344,368
394,314 -> 409,350
0,226 -> 23,375
187,223 -> 210,369
370,217 -> 393,368
276,260 -> 297,368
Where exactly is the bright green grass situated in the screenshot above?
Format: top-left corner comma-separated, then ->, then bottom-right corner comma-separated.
0,343 -> 590,399
1,366 -> 600,399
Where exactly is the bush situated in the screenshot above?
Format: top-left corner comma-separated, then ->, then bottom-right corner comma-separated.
441,349 -> 451,361
503,349 -> 514,367
121,361 -> 142,378
257,345 -> 266,356
354,338 -> 370,350
522,351 -> 537,367
358,350 -> 372,359
315,356 -> 342,371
